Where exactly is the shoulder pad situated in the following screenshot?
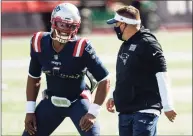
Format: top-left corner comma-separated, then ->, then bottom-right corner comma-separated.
31,32 -> 45,53
73,37 -> 88,57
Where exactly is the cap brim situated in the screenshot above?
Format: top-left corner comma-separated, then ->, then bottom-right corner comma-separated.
106,18 -> 118,24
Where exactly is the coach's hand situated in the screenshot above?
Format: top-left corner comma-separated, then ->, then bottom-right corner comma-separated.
164,110 -> 177,122
79,113 -> 96,132
25,113 -> 37,135
106,98 -> 115,113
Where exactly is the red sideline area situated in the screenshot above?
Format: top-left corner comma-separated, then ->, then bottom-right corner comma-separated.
2,1 -> 192,37
2,1 -> 80,13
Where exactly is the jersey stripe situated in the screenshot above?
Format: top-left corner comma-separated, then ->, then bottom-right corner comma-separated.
75,38 -> 86,57
73,39 -> 81,56
79,39 -> 87,57
33,32 -> 43,52
73,38 -> 86,57
37,32 -> 43,52
32,33 -> 37,52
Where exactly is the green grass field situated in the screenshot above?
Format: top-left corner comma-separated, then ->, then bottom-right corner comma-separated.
2,30 -> 192,135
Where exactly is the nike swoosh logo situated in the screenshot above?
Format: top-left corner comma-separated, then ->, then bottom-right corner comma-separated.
153,51 -> 159,56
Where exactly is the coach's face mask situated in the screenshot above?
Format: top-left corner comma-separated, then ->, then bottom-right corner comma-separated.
114,23 -> 127,41
114,26 -> 124,41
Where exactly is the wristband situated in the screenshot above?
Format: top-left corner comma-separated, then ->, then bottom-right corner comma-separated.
88,103 -> 101,117
26,101 -> 36,113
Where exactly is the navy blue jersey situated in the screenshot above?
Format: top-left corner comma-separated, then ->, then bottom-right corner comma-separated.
29,32 -> 109,101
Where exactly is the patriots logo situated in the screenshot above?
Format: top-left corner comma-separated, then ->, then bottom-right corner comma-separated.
119,53 -> 129,65
85,44 -> 96,59
54,6 -> 61,12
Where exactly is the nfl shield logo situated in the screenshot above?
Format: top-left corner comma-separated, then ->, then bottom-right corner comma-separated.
54,55 -> 58,60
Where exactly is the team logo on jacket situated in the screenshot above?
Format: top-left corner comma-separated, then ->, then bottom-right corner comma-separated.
119,53 -> 129,65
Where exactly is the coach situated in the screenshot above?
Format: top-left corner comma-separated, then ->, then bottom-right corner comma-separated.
106,5 -> 177,136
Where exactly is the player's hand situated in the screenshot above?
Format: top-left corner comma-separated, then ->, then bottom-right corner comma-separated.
24,113 -> 37,135
164,110 -> 177,122
106,98 -> 115,113
79,113 -> 96,132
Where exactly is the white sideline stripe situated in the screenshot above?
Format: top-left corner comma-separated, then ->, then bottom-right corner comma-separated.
2,83 -> 8,90
2,52 -> 192,68
2,59 -> 30,68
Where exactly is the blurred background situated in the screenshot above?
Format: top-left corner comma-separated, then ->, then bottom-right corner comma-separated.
2,0 -> 192,135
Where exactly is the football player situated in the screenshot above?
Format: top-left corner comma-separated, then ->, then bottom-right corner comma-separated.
22,3 -> 110,136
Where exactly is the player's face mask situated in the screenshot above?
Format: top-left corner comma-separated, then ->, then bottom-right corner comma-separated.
114,23 -> 126,41
51,17 -> 80,43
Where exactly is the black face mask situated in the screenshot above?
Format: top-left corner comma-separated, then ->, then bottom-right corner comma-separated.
114,26 -> 124,41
